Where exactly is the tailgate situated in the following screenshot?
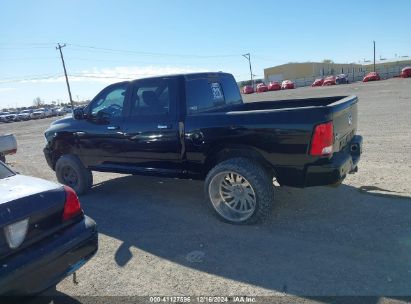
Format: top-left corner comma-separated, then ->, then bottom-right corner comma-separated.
330,96 -> 358,153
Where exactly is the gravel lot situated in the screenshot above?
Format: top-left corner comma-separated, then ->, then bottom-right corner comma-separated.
1,78 -> 411,303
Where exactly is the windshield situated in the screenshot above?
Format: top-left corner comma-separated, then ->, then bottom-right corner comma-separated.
0,162 -> 15,179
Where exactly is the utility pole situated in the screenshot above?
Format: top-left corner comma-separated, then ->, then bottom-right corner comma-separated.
56,43 -> 74,109
373,40 -> 376,72
242,53 -> 253,89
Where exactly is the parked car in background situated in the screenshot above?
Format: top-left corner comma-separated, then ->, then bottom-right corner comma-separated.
400,67 -> 411,78
281,80 -> 295,89
56,107 -> 67,116
311,78 -> 324,87
37,108 -> 53,117
336,74 -> 349,85
1,112 -> 24,122
17,109 -> 33,121
0,134 -> 17,163
323,76 -> 336,86
268,81 -> 281,91
0,112 -> 8,122
256,83 -> 268,93
0,112 -> 9,123
242,85 -> 254,94
31,109 -> 45,119
44,72 -> 362,224
363,72 -> 380,82
1,112 -> 19,123
50,108 -> 59,117
0,161 -> 98,295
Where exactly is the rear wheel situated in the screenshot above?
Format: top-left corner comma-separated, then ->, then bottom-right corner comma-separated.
0,154 -> 5,163
205,158 -> 274,224
55,155 -> 93,194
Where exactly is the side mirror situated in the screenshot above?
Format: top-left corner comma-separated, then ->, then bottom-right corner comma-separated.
73,108 -> 85,120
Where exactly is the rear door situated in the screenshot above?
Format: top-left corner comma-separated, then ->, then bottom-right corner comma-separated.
119,77 -> 182,175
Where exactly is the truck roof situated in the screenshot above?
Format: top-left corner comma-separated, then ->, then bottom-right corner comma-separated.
103,72 -> 234,88
125,72 -> 233,84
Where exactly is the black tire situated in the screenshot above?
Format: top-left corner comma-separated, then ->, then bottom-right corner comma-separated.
204,157 -> 274,225
0,154 -> 5,163
55,154 -> 93,195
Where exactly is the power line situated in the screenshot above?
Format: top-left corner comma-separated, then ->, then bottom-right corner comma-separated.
0,42 -> 56,46
0,57 -> 60,61
0,74 -> 62,84
67,43 -> 240,58
0,46 -> 54,50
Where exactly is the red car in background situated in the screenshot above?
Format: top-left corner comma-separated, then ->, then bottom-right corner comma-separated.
400,67 -> 411,78
256,83 -> 268,93
363,72 -> 380,82
322,76 -> 336,86
281,80 -> 295,90
268,81 -> 281,91
311,78 -> 324,87
242,85 -> 254,94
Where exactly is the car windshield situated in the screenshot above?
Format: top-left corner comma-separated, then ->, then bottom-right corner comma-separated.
0,162 -> 15,179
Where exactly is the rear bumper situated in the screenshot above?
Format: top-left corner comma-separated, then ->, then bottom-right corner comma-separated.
0,216 -> 98,295
304,135 -> 362,187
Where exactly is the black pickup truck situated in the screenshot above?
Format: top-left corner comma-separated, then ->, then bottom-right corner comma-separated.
44,72 -> 362,224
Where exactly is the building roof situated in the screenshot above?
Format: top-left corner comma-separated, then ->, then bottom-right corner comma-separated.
362,57 -> 411,66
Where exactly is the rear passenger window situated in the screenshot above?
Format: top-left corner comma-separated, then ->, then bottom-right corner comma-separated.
130,78 -> 177,116
186,75 -> 242,114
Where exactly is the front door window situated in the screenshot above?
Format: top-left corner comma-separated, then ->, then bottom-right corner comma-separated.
89,84 -> 128,121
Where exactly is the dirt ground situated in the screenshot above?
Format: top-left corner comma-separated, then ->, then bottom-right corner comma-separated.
1,78 -> 411,303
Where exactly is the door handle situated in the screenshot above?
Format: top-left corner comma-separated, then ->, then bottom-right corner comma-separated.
107,126 -> 120,130
190,131 -> 204,145
157,124 -> 171,129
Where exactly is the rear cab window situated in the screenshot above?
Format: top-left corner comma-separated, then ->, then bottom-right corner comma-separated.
185,74 -> 243,114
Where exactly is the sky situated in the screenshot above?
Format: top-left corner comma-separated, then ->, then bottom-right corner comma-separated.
0,0 -> 410,107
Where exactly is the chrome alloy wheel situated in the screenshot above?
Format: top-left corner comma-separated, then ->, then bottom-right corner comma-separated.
208,171 -> 257,222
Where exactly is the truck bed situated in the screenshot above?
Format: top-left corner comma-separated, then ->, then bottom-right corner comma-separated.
184,95 -> 358,186
230,96 -> 353,112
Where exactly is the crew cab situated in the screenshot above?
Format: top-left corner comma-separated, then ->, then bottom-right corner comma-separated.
44,72 -> 362,224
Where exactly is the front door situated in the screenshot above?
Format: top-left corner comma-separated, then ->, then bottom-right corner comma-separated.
77,82 -> 130,168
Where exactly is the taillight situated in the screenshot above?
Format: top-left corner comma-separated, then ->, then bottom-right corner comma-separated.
63,186 -> 83,221
310,121 -> 334,156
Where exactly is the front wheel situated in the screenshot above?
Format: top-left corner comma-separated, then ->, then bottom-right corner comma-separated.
205,158 -> 274,224
55,155 -> 93,194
